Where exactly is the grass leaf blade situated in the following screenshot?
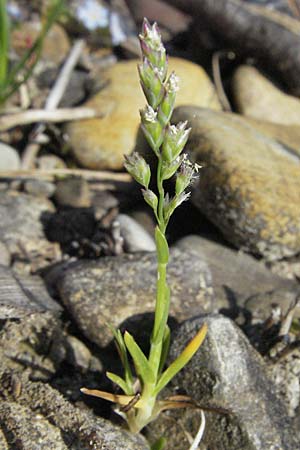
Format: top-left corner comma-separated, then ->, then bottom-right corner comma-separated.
154,323 -> 207,395
106,371 -> 132,395
124,331 -> 156,384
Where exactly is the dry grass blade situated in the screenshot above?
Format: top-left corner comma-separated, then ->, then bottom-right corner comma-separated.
288,0 -> 300,18
212,50 -> 235,111
21,39 -> 85,169
0,168 -> 131,184
0,107 -> 101,131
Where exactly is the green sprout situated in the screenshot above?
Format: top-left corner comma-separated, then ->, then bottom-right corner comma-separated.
0,0 -> 66,105
81,18 -> 207,435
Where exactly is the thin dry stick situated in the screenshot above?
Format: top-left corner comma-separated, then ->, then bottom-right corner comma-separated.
189,410 -> 206,450
0,107 -> 100,131
279,294 -> 300,337
21,39 -> 85,169
287,0 -> 300,18
0,168 -> 131,183
212,50 -> 235,112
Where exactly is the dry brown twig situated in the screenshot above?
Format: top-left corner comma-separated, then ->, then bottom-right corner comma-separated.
0,107 -> 101,131
288,0 -> 300,19
21,39 -> 85,170
212,50 -> 235,112
0,168 -> 131,184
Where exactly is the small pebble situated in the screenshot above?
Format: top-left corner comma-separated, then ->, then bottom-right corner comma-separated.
37,155 -> 67,170
0,142 -> 21,171
55,177 -> 91,208
24,180 -> 56,198
116,213 -> 156,253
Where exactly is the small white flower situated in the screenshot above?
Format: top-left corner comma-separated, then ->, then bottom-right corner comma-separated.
169,124 -> 178,135
194,162 -> 202,172
144,105 -> 158,123
167,72 -> 179,93
153,67 -> 165,79
139,21 -> 164,52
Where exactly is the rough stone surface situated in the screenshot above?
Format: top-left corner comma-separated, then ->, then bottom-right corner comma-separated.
172,106 -> 300,260
116,213 -> 156,253
57,247 -> 214,347
0,190 -> 61,270
37,155 -> 67,170
0,265 -> 62,319
65,335 -> 94,372
153,314 -> 299,450
0,401 -> 68,450
0,241 -> 10,266
54,177 -> 92,208
0,311 -> 65,382
0,142 -> 20,170
232,65 -> 300,125
175,235 -> 298,312
24,179 -> 56,198
0,375 -> 150,450
245,288 -> 300,324
239,115 -> 300,159
0,307 -> 149,449
66,58 -> 221,170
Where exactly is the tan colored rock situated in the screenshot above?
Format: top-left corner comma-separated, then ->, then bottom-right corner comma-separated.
66,58 -> 221,170
242,116 -> 300,158
232,65 -> 300,126
11,22 -> 70,66
172,106 -> 300,260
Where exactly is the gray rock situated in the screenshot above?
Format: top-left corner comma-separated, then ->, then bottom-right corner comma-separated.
175,235 -> 298,312
245,288 -> 300,323
0,142 -> 20,170
37,155 -> 67,170
172,106 -> 300,260
57,247 -> 214,347
162,314 -> 298,449
65,335 -> 95,372
54,177 -> 92,208
116,213 -> 156,253
0,265 -> 62,319
0,305 -> 149,448
0,376 -> 150,450
24,179 -> 56,198
0,311 -> 65,381
0,401 -> 68,450
0,241 -> 10,266
0,190 -> 61,269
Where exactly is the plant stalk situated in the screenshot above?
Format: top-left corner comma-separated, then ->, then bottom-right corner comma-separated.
0,0 -> 9,87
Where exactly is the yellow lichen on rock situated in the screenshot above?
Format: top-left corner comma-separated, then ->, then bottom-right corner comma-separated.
172,106 -> 300,260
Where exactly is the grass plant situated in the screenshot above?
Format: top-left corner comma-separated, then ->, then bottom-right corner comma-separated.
0,0 -> 65,105
81,18 -> 207,438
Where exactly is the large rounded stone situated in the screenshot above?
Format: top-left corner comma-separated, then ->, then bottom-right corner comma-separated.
172,106 -> 300,260
176,235 -> 297,312
66,58 -> 221,170
57,247 -> 214,347
0,142 -> 20,170
232,65 -> 300,126
156,315 -> 298,450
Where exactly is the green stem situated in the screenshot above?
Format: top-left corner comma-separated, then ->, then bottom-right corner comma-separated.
0,0 -> 9,87
156,157 -> 165,232
149,156 -> 169,376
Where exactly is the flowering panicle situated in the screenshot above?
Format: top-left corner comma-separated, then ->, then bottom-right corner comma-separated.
126,17 -> 198,224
